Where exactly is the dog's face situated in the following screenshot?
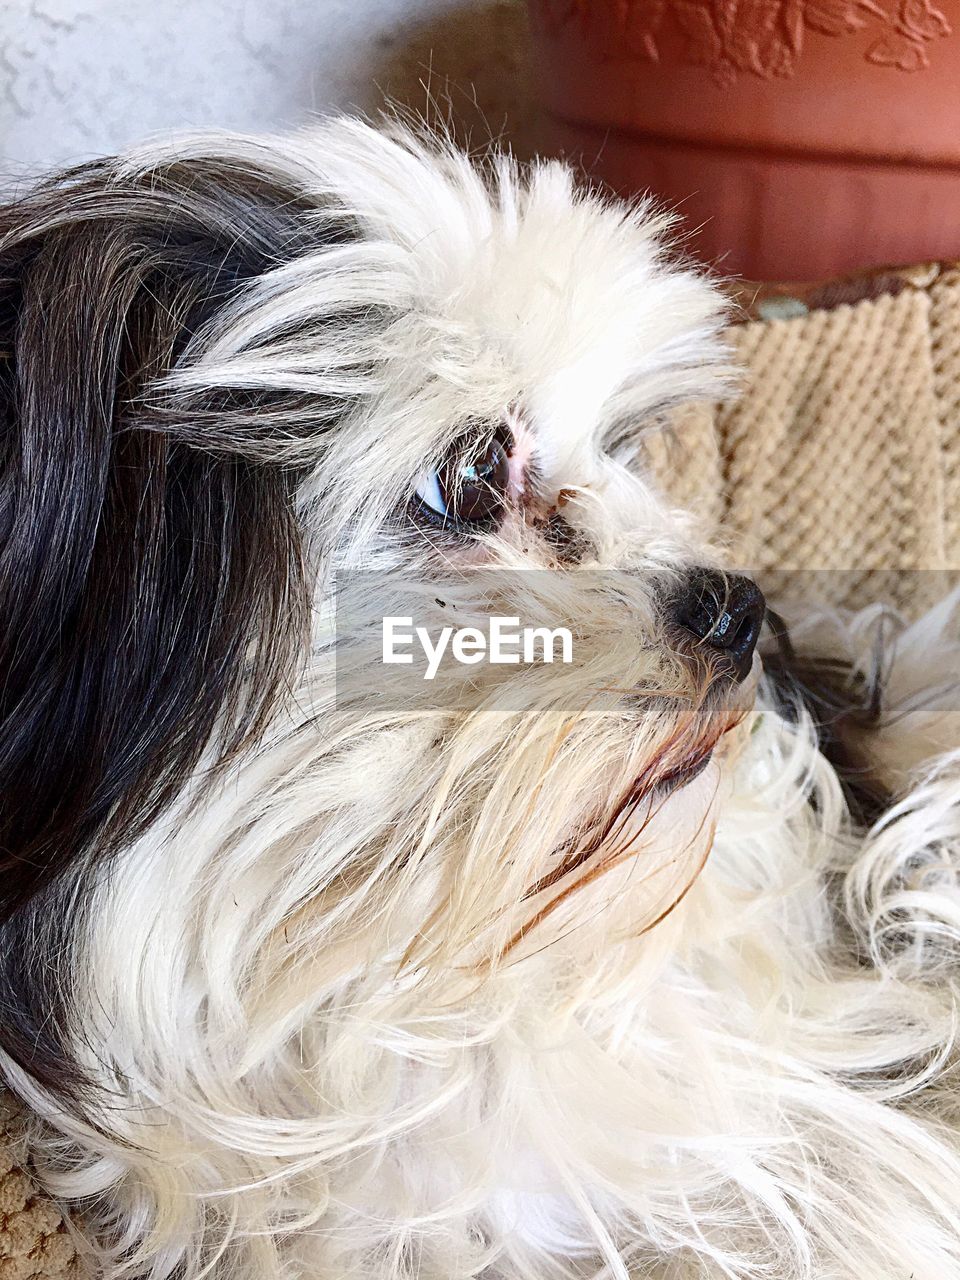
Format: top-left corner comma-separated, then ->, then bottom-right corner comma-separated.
0,118 -> 767,1272
138,121 -> 761,975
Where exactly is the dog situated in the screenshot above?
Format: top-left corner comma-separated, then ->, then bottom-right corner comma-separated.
2,116 -> 960,1280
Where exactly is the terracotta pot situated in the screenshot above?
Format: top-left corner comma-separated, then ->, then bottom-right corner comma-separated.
527,0 -> 960,280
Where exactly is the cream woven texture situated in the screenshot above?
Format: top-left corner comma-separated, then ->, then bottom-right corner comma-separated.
647,268 -> 960,615
2,269 -> 959,1276
0,1097 -> 83,1279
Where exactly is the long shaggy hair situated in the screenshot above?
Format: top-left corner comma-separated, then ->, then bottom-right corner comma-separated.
2,117 -> 960,1280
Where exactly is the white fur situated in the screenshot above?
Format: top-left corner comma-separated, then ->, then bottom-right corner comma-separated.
9,119 -> 960,1280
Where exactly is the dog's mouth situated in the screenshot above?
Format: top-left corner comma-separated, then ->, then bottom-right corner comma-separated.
508,682 -> 757,952
650,661 -> 760,798
511,707 -> 745,950
513,665 -> 760,921
655,655 -> 757,783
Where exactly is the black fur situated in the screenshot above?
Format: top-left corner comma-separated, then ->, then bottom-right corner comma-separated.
0,153 -> 358,1097
762,608 -> 890,827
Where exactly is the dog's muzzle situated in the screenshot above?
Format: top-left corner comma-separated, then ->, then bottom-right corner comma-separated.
673,570 -> 766,683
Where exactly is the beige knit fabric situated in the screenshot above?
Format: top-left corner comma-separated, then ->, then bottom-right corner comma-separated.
931,269 -> 960,566
645,263 -> 960,616
0,1096 -> 83,1280
1,263 -> 959,1276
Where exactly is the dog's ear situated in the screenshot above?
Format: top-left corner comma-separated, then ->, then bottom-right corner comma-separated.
0,155 -> 353,923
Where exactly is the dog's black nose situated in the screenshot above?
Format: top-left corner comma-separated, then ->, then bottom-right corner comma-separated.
674,570 -> 765,683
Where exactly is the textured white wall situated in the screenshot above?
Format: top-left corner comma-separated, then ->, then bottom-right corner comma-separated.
0,0 -> 535,173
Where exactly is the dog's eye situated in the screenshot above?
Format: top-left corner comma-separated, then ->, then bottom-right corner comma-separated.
414,425 -> 512,530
